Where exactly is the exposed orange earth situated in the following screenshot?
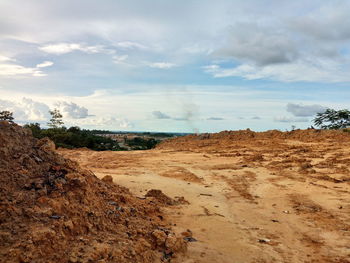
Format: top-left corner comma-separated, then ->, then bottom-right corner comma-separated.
0,123 -> 186,263
60,129 -> 350,263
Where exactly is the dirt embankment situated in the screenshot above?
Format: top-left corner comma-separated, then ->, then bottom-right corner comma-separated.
0,122 -> 186,263
157,128 -> 350,151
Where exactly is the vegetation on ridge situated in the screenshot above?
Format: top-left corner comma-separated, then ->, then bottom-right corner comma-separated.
0,109 -> 159,151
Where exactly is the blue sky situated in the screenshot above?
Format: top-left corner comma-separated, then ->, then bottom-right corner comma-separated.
1,0 -> 350,132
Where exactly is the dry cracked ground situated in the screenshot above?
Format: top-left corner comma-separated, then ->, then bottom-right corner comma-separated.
60,130 -> 350,263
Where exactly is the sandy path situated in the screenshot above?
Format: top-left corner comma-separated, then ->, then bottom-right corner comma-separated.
59,141 -> 350,263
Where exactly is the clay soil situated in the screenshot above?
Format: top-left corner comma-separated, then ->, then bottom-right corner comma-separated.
0,122 -> 186,263
60,129 -> 350,263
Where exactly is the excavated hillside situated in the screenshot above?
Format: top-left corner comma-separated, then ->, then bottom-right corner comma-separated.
60,128 -> 350,262
157,128 -> 350,151
0,121 -> 186,263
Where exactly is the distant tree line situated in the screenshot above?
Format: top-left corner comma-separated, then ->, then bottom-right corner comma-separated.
0,109 -> 159,151
23,110 -> 123,150
24,123 -> 122,150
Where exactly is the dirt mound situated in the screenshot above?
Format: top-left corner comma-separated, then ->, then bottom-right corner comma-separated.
0,121 -> 186,263
157,128 -> 350,151
145,190 -> 175,206
159,167 -> 202,183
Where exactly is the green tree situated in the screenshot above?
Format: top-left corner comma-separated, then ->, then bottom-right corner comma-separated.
313,109 -> 350,129
0,110 -> 14,123
24,123 -> 42,137
47,109 -> 64,128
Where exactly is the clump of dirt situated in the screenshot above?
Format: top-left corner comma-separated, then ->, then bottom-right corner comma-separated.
146,190 -> 175,206
159,167 -> 202,183
145,190 -> 190,206
0,121 -> 186,263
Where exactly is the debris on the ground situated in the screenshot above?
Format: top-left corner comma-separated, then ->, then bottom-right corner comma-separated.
199,193 -> 213,197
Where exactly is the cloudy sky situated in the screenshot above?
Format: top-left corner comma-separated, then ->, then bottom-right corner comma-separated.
1,0 -> 350,132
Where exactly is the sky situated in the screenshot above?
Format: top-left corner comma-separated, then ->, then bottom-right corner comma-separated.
1,0 -> 350,133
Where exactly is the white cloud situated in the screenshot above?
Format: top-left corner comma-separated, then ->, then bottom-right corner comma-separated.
36,61 -> 53,68
0,98 -> 50,122
0,96 -> 133,129
115,41 -> 148,50
207,117 -> 224,120
0,55 -> 15,62
205,61 -> 350,83
21,98 -> 51,120
148,62 -> 176,69
119,119 -> 133,129
286,103 -> 327,117
292,3 -> 350,41
204,4 -> 350,83
39,43 -> 110,55
2,1 -> 350,84
0,53 -> 52,77
55,101 -> 89,119
203,64 -> 219,71
274,116 -> 309,123
0,64 -> 46,77
113,54 -> 128,64
77,116 -> 133,129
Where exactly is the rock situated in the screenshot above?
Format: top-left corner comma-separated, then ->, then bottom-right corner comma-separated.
183,237 -> 197,242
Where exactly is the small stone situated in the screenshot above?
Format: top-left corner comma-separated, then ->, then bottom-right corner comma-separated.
258,238 -> 271,243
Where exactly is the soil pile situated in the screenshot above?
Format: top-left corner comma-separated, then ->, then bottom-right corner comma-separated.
0,122 -> 186,263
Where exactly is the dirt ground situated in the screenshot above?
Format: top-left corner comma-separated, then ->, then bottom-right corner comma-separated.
60,130 -> 350,263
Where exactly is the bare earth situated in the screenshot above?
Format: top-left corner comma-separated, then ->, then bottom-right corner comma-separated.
59,130 -> 350,263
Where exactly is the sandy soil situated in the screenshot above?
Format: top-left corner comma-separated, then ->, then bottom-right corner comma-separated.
60,135 -> 350,263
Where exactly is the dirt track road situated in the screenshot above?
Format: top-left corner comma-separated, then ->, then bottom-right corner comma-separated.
60,137 -> 350,263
